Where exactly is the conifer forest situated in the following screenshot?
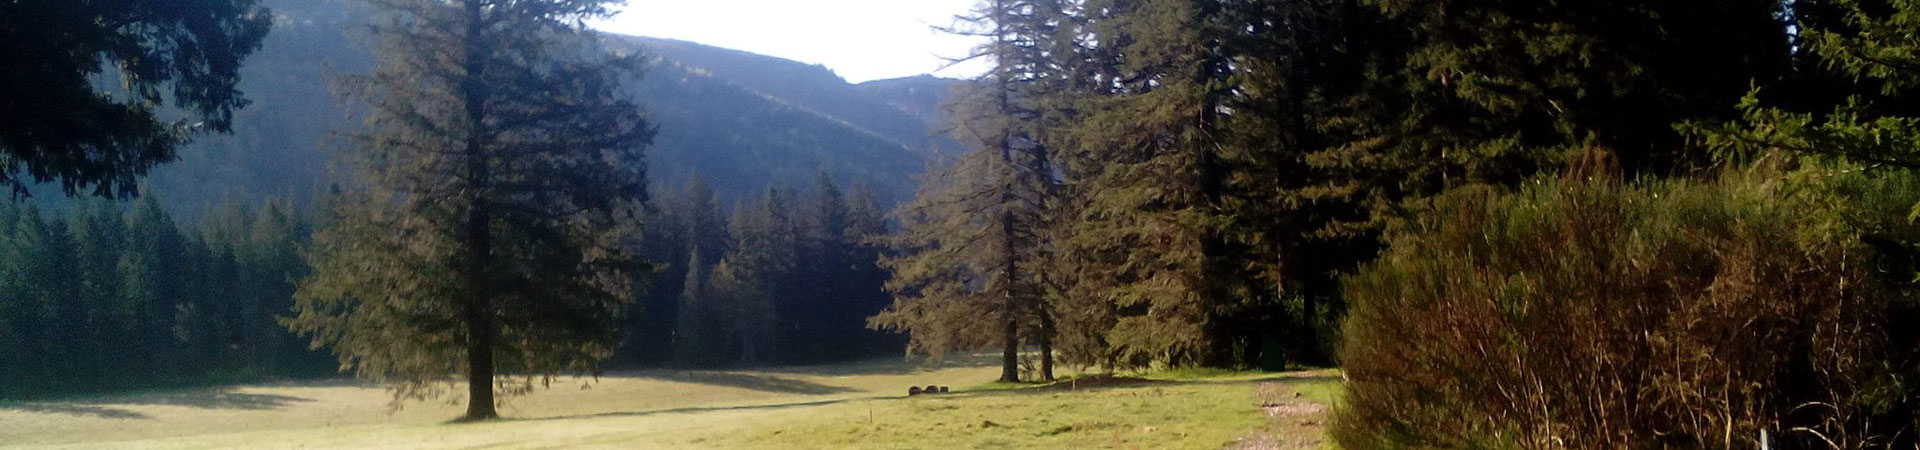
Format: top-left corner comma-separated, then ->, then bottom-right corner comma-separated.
9,0 -> 1920,448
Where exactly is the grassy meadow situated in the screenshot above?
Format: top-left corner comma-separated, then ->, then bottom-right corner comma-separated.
0,356 -> 1337,449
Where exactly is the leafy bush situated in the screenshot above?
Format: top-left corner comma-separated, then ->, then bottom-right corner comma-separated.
1333,166 -> 1920,448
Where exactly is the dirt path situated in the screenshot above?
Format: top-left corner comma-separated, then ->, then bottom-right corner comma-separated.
1225,380 -> 1331,450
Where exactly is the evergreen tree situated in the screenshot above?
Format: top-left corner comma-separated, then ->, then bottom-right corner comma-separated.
1359,0 -> 1790,176
235,201 -> 312,373
842,183 -> 897,356
33,208 -> 85,392
123,196 -> 189,379
1053,0 -> 1242,367
684,175 -> 730,269
1692,0 -> 1920,171
671,249 -> 726,366
287,0 -> 652,420
0,202 -> 19,390
871,0 -> 1074,382
69,201 -> 130,382
1205,0 -> 1389,366
872,148 -> 1038,381
708,257 -> 773,365
619,175 -> 732,366
0,197 -> 332,398
0,0 -> 273,197
619,187 -> 684,366
795,174 -> 858,362
721,189 -> 796,365
0,205 -> 66,396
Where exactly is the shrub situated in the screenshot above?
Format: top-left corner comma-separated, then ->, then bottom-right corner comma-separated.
1332,167 -> 1920,449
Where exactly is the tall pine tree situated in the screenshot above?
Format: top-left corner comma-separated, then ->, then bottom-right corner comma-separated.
287,0 -> 652,420
871,0 -> 1071,382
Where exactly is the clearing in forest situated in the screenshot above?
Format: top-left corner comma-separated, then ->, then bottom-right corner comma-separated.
0,358 -> 1338,449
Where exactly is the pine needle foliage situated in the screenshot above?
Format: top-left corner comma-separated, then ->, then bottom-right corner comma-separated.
285,0 -> 652,420
0,0 -> 273,198
870,0 -> 1071,383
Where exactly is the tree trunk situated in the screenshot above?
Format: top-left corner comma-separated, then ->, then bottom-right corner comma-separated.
1195,48 -> 1235,368
460,171 -> 497,421
463,293 -> 497,420
459,0 -> 496,420
1000,209 -> 1021,384
987,0 -> 1022,385
1037,305 -> 1055,381
1001,308 -> 1020,383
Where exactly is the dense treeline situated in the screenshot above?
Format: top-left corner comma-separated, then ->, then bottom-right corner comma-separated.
871,3 -> 1920,446
621,174 -> 897,368
1326,0 -> 1920,445
22,0 -> 1920,439
855,0 -> 1920,446
0,198 -> 329,399
0,171 -> 899,400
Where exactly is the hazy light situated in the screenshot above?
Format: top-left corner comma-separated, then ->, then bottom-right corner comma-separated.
592,0 -> 990,83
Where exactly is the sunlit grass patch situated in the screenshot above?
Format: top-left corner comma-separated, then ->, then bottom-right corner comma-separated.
0,357 -> 1340,449
702,370 -> 1341,450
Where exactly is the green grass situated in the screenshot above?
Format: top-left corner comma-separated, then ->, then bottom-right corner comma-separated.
1132,367 -> 1249,381
710,382 -> 1266,449
1286,376 -> 1343,406
0,357 -> 1340,449
700,368 -> 1344,449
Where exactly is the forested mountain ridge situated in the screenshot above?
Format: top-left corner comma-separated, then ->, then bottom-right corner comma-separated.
137,0 -> 958,217
854,75 -> 961,145
612,37 -> 964,156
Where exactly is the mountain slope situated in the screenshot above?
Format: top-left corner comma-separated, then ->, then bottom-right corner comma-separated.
616,37 -> 962,156
855,75 -> 962,144
141,0 -> 960,216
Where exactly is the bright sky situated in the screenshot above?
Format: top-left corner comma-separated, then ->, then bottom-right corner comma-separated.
592,0 -> 989,84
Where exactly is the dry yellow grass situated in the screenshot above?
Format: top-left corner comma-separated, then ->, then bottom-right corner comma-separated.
0,357 -> 1337,449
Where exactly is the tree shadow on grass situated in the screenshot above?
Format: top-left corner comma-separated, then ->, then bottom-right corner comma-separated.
0,403 -> 151,419
752,353 -> 1004,377
508,371 -> 1343,425
513,397 -> 861,424
617,371 -> 858,395
0,388 -> 314,419
113,389 -> 315,410
952,372 -> 1347,400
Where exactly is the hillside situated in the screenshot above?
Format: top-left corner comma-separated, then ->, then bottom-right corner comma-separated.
139,0 -> 961,217
854,75 -> 963,148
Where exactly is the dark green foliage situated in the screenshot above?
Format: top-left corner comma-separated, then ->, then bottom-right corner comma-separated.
670,248 -> 727,367
1333,169 -> 1920,448
869,150 -> 1023,366
286,0 -> 651,420
904,0 -> 1801,372
1055,0 -> 1246,368
0,0 -> 273,198
647,177 -> 897,368
0,198 -> 327,399
619,175 -> 726,367
1356,0 -> 1790,176
1208,0 -> 1382,367
715,188 -> 796,366
1689,0 -> 1920,171
870,0 -> 1075,383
